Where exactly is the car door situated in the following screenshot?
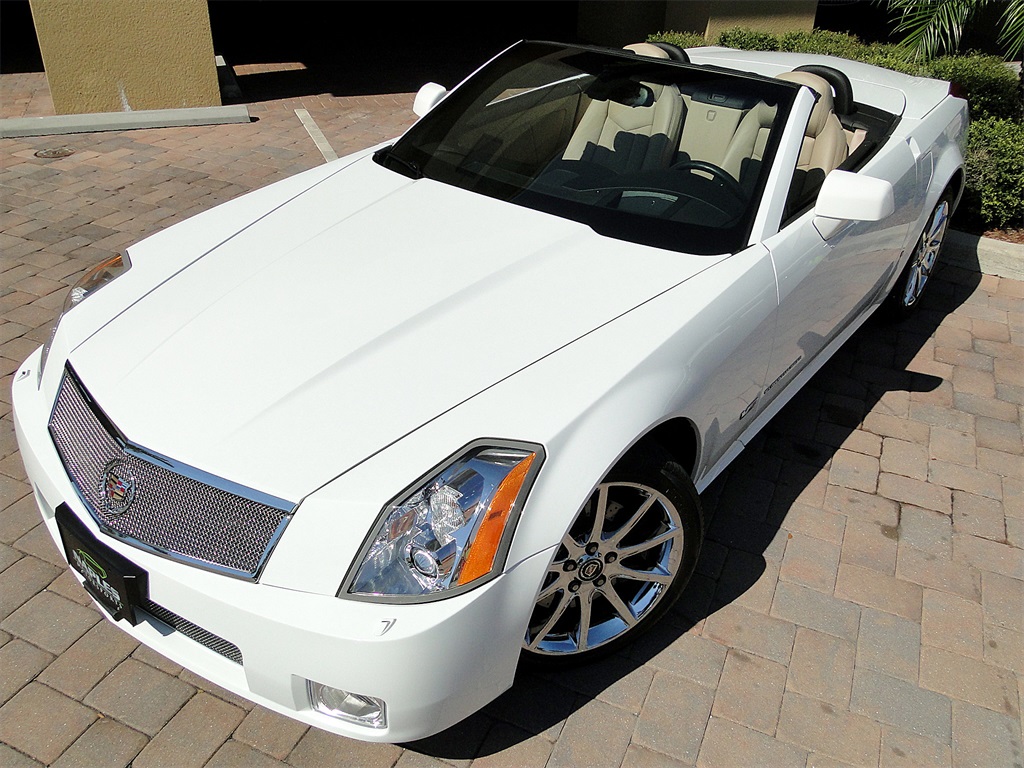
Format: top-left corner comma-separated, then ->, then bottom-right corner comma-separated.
685,241 -> 784,479
757,124 -> 920,416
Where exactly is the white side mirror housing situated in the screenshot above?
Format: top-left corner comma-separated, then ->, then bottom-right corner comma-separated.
813,170 -> 895,239
413,82 -> 448,117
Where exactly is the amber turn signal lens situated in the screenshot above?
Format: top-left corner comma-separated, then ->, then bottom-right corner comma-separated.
457,452 -> 536,585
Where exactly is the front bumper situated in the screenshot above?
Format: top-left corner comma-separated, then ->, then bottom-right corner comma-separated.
12,349 -> 550,743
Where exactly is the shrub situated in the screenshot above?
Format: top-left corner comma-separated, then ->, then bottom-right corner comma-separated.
647,31 -> 707,50
926,55 -> 1022,121
963,118 -> 1024,228
858,43 -> 929,75
715,28 -> 780,51
778,29 -> 862,58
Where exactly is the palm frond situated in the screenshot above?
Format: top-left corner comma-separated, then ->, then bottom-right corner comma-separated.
888,0 -> 988,59
998,0 -> 1024,59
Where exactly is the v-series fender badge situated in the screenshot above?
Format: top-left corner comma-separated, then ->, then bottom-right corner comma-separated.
740,398 -> 759,419
765,356 -> 804,396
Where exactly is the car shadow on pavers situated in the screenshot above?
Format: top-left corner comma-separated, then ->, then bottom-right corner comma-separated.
694,261 -> 982,614
400,261 -> 981,762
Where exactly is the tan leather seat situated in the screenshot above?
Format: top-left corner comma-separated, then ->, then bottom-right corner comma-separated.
720,100 -> 778,187
718,70 -> 847,201
775,71 -> 849,203
561,45 -> 684,174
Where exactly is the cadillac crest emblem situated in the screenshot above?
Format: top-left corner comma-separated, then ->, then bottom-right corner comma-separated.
99,459 -> 136,515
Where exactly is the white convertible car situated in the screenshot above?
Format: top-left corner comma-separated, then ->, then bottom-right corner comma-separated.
13,40 -> 966,741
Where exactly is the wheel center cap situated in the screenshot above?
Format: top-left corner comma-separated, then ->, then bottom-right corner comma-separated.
577,556 -> 604,582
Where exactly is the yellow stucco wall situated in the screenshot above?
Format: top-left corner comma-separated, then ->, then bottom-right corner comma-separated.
701,1 -> 817,40
580,0 -> 817,47
578,1 -> 670,48
29,0 -> 220,115
662,1 -> 715,37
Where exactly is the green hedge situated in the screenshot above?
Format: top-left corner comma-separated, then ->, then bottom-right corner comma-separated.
858,42 -> 928,76
927,56 -> 1021,121
716,28 -> 780,51
648,31 -> 706,50
779,30 -> 863,58
648,27 -> 1024,229
964,118 -> 1024,228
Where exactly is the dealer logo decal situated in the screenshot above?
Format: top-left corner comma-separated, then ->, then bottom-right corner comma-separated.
71,548 -> 123,611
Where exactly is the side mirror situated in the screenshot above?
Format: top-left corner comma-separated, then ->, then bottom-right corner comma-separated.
813,170 -> 895,239
413,82 -> 447,117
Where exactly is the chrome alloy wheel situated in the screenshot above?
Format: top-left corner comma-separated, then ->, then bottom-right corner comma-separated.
902,199 -> 949,308
525,481 -> 684,656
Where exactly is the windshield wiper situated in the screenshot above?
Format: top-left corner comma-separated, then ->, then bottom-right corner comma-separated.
373,146 -> 423,180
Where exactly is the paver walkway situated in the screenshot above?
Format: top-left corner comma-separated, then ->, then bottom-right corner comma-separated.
1,66 -> 1022,768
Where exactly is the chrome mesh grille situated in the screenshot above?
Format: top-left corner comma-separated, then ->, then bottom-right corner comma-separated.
48,368 -> 293,579
139,600 -> 243,664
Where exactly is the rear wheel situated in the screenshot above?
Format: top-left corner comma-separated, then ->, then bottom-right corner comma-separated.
887,193 -> 951,317
522,447 -> 702,666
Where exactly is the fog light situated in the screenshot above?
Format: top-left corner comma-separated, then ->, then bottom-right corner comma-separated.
307,680 -> 387,729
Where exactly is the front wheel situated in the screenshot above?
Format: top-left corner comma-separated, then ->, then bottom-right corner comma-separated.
522,447 -> 702,666
887,193 -> 951,317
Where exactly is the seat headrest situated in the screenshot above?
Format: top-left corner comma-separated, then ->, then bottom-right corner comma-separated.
623,43 -> 671,60
623,42 -> 690,63
777,71 -> 835,137
792,64 -> 854,115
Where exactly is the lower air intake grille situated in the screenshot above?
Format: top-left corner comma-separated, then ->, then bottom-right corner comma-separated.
48,366 -> 294,580
139,601 -> 243,665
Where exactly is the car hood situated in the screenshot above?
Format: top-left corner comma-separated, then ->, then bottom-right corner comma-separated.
71,157 -> 721,502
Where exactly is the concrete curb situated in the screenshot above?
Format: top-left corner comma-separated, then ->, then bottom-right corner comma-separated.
945,229 -> 1024,282
0,105 -> 251,138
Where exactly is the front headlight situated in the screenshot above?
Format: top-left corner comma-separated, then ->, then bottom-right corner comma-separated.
346,442 -> 543,600
39,252 -> 131,383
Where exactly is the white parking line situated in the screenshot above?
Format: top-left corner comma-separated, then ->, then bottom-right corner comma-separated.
295,108 -> 338,162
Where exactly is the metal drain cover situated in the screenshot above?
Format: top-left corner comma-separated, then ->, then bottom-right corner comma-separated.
35,147 -> 75,159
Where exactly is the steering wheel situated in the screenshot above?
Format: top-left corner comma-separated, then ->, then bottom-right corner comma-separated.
672,160 -> 746,200
590,185 -> 736,223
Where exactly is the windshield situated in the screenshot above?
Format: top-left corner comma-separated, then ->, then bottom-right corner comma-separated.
377,42 -> 798,255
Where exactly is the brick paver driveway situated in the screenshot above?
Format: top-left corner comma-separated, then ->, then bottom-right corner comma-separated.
1,69 -> 1022,767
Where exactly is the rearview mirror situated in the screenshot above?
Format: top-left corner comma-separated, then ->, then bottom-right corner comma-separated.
813,170 -> 894,239
413,82 -> 448,117
586,78 -> 655,108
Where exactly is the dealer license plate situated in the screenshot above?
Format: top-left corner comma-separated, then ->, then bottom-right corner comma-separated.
55,504 -> 148,625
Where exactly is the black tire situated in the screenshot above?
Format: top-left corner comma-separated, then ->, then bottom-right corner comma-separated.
522,445 -> 703,667
886,191 -> 953,319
